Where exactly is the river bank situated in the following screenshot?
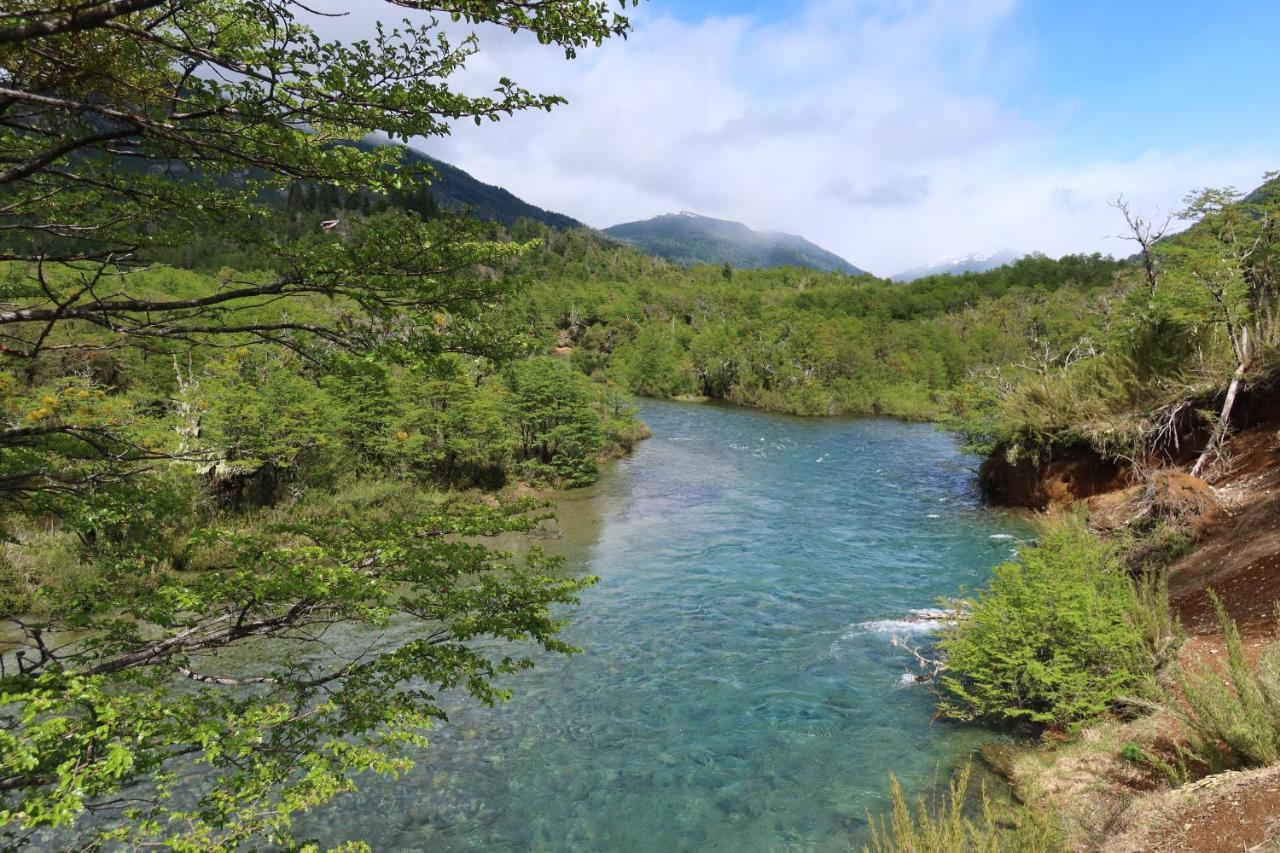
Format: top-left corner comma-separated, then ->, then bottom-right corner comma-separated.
977,413 -> 1280,851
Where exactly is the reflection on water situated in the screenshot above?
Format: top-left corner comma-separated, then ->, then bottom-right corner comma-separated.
300,400 -> 1031,851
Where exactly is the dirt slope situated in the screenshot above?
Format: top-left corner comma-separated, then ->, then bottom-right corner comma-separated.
1008,420 -> 1280,852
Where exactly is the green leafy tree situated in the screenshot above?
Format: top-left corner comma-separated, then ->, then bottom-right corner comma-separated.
613,323 -> 691,397
199,347 -> 340,478
504,357 -> 606,486
390,355 -> 513,485
0,1 -> 636,848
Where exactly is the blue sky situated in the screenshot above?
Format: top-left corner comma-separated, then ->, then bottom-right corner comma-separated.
1003,1 -> 1280,160
344,0 -> 1279,274
647,0 -> 1280,162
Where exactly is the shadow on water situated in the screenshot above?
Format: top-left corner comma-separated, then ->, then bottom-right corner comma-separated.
298,400 -> 1035,851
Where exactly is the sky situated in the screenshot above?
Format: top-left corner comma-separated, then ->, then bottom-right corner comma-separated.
322,0 -> 1279,276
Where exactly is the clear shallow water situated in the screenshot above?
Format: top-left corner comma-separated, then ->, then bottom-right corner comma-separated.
303,401 -> 1031,851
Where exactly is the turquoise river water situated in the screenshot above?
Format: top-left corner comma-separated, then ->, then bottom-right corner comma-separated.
302,400 -> 1032,851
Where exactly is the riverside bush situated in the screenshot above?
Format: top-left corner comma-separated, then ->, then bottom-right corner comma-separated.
1174,593 -> 1280,770
937,520 -> 1151,727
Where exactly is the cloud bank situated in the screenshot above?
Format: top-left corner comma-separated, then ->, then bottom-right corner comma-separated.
322,1 -> 1276,276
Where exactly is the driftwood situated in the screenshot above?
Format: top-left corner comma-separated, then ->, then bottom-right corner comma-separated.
887,604 -> 966,683
891,634 -> 949,683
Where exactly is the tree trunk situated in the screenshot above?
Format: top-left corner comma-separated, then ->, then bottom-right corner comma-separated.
1191,327 -> 1250,478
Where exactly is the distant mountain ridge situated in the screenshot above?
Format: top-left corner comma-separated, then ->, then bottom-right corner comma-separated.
358,138 -> 585,231
892,249 -> 1024,282
407,149 -> 585,231
603,212 -> 866,275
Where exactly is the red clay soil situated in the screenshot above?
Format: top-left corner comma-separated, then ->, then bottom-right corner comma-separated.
1131,421 -> 1280,852
1168,423 -> 1280,639
1143,766 -> 1280,852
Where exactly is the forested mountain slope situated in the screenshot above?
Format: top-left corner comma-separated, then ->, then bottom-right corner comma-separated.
393,144 -> 586,230
603,212 -> 866,274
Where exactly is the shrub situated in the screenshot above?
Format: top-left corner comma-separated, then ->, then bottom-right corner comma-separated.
1172,593 -> 1280,771
937,519 -> 1151,727
1120,519 -> 1195,575
1128,569 -> 1184,672
865,763 -> 1061,853
1118,740 -> 1194,787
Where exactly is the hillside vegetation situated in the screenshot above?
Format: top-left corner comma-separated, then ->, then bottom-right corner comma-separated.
603,212 -> 866,274
506,224 -> 1124,420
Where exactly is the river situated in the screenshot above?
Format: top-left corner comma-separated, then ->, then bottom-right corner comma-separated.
301,400 -> 1032,851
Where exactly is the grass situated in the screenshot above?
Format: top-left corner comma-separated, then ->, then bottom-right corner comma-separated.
0,522 -> 94,614
865,762 -> 1062,853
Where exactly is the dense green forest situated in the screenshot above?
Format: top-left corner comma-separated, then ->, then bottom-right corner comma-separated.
0,0 -> 647,848
506,225 -> 1125,420
3,0 -> 1279,847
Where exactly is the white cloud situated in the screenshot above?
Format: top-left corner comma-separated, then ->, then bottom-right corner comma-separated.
309,1 -> 1277,276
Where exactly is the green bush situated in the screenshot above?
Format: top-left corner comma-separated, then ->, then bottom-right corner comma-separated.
1173,593 -> 1280,770
1128,569 -> 1184,671
504,357 -> 607,486
865,763 -> 1061,853
937,519 -> 1152,727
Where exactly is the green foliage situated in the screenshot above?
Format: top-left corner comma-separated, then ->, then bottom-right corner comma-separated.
865,763 -> 1062,853
1127,569 -> 1185,672
508,229 -> 1126,421
504,357 -> 608,486
0,495 -> 595,849
975,177 -> 1280,467
1172,593 -> 1280,771
200,348 -> 341,477
938,520 -> 1152,727
941,380 -> 1006,457
611,324 -> 694,397
0,1 -> 642,848
1119,740 -> 1194,787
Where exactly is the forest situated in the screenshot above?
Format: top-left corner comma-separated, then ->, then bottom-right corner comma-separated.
3,0 -> 1280,849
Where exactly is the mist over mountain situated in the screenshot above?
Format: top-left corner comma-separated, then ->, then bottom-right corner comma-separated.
891,249 -> 1024,282
603,212 -> 866,275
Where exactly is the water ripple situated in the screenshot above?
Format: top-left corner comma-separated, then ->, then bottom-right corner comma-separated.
301,401 -> 1031,852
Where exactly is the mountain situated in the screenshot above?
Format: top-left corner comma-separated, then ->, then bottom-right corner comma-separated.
405,149 -> 585,231
357,138 -> 585,230
891,249 -> 1024,282
602,212 -> 866,275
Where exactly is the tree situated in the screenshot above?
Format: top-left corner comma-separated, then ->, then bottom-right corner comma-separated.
1114,195 -> 1170,296
504,357 -> 606,486
1158,183 -> 1279,476
0,1 -> 634,848
0,0 -> 635,500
